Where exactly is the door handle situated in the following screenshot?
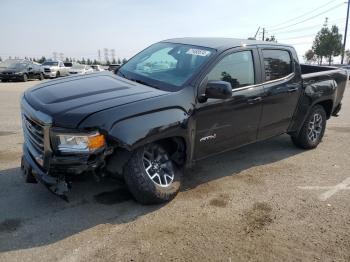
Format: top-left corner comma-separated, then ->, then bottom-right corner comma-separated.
247,97 -> 262,104
288,87 -> 299,93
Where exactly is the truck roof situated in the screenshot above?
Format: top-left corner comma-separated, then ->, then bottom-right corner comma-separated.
162,37 -> 292,51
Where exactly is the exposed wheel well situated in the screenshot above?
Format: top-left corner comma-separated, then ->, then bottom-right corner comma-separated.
316,100 -> 333,119
105,136 -> 187,177
156,137 -> 187,166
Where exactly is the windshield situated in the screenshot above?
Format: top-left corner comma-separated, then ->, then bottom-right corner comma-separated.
0,60 -> 28,69
118,42 -> 214,90
42,61 -> 58,66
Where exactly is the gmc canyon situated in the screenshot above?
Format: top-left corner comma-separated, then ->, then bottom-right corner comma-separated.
20,38 -> 347,204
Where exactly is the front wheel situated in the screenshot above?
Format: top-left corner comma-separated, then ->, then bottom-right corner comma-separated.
291,105 -> 327,149
39,73 -> 44,80
56,71 -> 60,78
124,143 -> 181,204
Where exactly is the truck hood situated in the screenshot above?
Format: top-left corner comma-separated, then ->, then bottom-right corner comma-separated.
24,73 -> 168,128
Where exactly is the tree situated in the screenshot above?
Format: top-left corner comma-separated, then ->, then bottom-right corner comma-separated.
87,58 -> 92,65
112,58 -> 116,64
38,56 -> 46,64
117,58 -> 121,64
0,57 -> 2,62
312,19 -> 342,65
304,49 -> 316,64
122,58 -> 128,64
81,57 -> 86,64
265,35 -> 277,42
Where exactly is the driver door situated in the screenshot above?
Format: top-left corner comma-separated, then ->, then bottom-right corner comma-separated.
193,48 -> 264,160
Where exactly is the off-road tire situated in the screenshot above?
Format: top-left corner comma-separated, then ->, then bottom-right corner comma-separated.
291,105 -> 327,149
39,73 -> 44,80
124,143 -> 181,204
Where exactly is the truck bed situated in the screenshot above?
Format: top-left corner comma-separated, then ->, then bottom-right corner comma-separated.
300,64 -> 347,116
300,64 -> 339,75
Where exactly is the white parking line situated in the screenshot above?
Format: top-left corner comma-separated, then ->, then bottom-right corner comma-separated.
298,177 -> 350,201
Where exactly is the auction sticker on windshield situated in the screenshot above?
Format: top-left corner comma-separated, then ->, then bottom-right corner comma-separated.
186,48 -> 211,56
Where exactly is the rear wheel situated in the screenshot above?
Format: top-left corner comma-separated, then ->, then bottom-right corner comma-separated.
124,143 -> 181,204
291,105 -> 327,149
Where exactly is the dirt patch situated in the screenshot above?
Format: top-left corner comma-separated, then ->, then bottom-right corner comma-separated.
242,202 -> 273,234
209,194 -> 229,207
0,219 -> 22,233
328,126 -> 350,133
0,131 -> 16,136
0,150 -> 21,162
94,187 -> 132,205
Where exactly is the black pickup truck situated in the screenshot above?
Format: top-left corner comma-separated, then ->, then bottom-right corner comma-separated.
20,38 -> 347,204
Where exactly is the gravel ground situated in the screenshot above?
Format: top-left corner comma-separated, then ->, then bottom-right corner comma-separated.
0,80 -> 349,262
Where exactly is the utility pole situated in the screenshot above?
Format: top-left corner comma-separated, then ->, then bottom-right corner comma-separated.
110,49 -> 116,62
103,48 -> 109,63
97,49 -> 101,63
262,28 -> 265,41
341,1 -> 350,64
254,27 -> 260,40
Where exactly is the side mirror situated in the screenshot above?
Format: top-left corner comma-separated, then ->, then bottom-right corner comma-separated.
205,80 -> 232,99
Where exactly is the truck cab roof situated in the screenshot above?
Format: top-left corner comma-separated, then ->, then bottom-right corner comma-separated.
162,37 -> 292,51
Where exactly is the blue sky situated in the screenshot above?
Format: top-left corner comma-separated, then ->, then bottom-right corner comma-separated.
0,0 -> 347,62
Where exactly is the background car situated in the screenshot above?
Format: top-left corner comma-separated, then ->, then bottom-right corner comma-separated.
42,60 -> 69,78
108,64 -> 121,72
91,65 -> 105,72
68,64 -> 94,75
0,59 -> 44,82
64,62 -> 73,68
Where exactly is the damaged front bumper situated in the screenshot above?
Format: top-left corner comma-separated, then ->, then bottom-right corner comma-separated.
21,143 -> 110,201
20,97 -> 113,201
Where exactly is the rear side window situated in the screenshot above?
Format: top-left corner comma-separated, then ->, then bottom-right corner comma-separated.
207,51 -> 255,89
262,49 -> 292,81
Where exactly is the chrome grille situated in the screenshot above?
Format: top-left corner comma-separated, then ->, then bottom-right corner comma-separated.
44,68 -> 51,72
22,114 -> 45,163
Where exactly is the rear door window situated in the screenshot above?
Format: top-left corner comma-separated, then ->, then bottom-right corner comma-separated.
262,49 -> 292,81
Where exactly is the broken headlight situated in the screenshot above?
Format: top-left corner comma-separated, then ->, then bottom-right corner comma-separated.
56,131 -> 105,153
